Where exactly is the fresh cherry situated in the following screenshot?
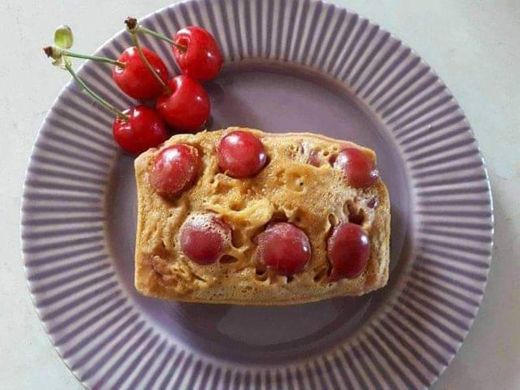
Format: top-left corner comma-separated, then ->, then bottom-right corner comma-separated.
155,75 -> 210,132
256,222 -> 311,276
334,147 -> 379,188
112,46 -> 169,100
112,105 -> 168,154
327,222 -> 370,280
125,20 -> 223,81
149,144 -> 201,198
180,213 -> 232,265
173,26 -> 223,81
217,131 -> 267,178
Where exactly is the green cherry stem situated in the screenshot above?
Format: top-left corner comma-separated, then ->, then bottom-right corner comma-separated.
43,46 -> 125,68
64,63 -> 129,120
125,17 -> 187,52
138,26 -> 175,45
62,49 -> 125,67
125,17 -> 172,94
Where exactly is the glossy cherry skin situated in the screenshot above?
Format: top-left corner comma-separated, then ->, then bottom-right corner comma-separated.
155,75 -> 210,132
180,213 -> 232,265
112,105 -> 168,155
173,26 -> 223,81
112,47 -> 169,100
334,147 -> 379,188
217,131 -> 267,178
149,144 -> 201,198
256,223 -> 311,276
327,222 -> 370,280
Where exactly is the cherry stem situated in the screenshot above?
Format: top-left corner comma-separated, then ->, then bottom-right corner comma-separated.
125,17 -> 187,52
125,17 -> 172,94
44,46 -> 125,68
61,49 -> 125,68
64,63 -> 129,121
138,26 -> 187,51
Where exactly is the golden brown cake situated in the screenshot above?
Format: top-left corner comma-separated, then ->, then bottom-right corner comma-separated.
134,128 -> 390,305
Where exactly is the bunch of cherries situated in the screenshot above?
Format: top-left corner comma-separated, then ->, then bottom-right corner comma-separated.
44,19 -> 223,154
150,129 -> 379,281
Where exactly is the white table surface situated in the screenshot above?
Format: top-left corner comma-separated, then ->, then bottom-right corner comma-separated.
1,0 -> 518,388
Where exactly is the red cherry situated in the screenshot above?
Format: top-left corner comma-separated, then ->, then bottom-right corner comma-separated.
155,75 -> 210,132
334,148 -> 379,188
112,47 -> 169,100
327,223 -> 370,280
217,131 -> 267,178
149,144 -> 200,198
112,105 -> 168,155
173,26 -> 223,81
180,213 -> 231,265
256,223 -> 311,276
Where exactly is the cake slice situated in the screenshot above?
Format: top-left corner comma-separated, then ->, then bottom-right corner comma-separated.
134,128 -> 390,305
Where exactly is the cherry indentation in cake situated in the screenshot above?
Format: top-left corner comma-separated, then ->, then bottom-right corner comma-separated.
344,200 -> 366,226
308,149 -> 322,167
367,197 -> 378,209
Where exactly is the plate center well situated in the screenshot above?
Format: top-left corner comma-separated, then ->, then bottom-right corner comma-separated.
106,62 -> 412,364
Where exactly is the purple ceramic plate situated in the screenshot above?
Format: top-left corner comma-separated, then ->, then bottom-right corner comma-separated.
22,0 -> 493,388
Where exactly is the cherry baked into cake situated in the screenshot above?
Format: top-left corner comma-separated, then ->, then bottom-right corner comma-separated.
134,128 -> 390,305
